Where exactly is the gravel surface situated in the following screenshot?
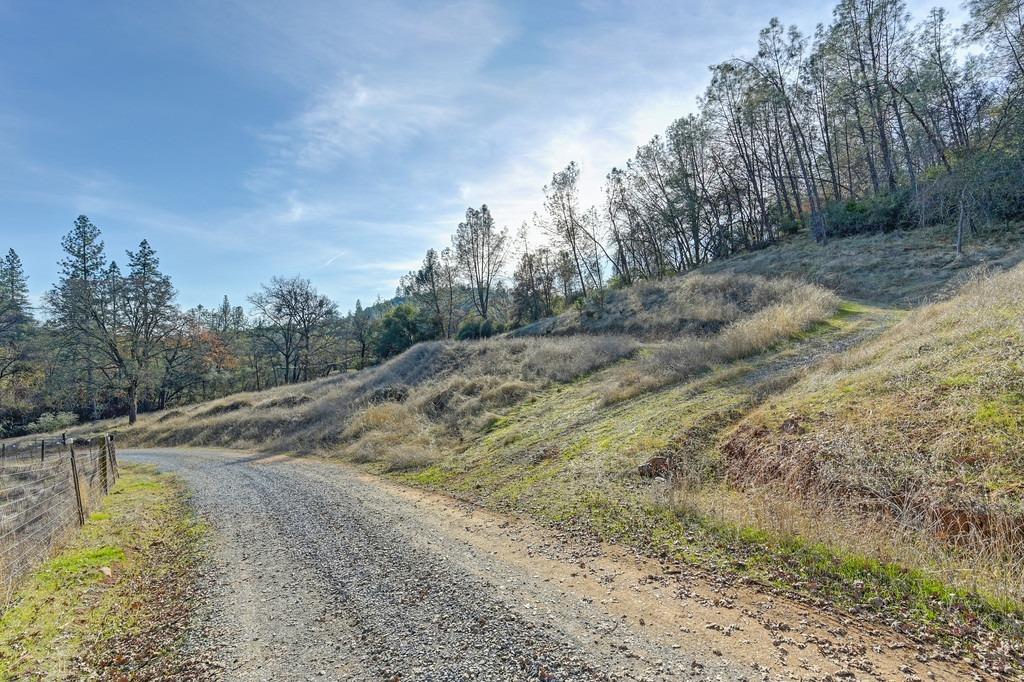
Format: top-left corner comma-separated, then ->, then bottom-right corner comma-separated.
126,448 -> 756,682
126,448 -> 987,682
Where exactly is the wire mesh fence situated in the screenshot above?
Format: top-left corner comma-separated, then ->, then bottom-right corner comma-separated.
0,434 -> 119,601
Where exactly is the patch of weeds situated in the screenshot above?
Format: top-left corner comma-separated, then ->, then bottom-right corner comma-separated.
975,393 -> 1024,432
399,465 -> 455,486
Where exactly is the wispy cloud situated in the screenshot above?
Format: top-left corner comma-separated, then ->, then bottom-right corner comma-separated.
280,77 -> 461,167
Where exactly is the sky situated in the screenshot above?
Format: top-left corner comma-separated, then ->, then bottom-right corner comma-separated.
0,0 -> 964,312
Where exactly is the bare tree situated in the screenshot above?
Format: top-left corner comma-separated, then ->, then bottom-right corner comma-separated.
401,247 -> 461,338
249,276 -> 337,383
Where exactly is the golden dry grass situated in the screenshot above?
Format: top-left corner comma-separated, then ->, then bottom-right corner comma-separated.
599,281 -> 838,404
67,228 -> 1024,647
120,273 -> 836,477
720,264 -> 1024,603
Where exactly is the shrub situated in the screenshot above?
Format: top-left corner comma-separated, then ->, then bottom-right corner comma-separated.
256,395 -> 313,410
824,190 -> 916,236
457,317 -> 498,340
197,400 -> 251,417
383,445 -> 436,472
480,380 -> 535,408
27,411 -> 79,434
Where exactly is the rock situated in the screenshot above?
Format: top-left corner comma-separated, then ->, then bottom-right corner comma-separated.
637,456 -> 673,478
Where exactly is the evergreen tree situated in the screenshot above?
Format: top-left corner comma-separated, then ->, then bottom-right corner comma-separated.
0,249 -> 31,331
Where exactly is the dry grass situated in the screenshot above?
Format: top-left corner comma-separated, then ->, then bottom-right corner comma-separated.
703,221 -> 1024,306
77,226 -> 1024,648
123,334 -> 641,464
721,264 -> 1024,604
600,281 -> 839,404
662,479 -> 1024,608
120,273 -> 836,480
515,271 -> 826,338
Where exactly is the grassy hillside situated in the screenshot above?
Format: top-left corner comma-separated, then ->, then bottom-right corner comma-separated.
71,223 -> 1024,671
125,273 -> 835,462
725,265 -> 1024,603
701,221 -> 1024,306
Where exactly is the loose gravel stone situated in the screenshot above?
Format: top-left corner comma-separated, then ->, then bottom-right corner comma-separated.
127,449 -> 752,681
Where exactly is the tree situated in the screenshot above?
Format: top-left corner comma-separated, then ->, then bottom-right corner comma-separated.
249,276 -> 338,384
375,303 -> 423,359
120,240 -> 178,422
510,233 -> 558,325
46,219 -> 178,424
46,216 -> 109,420
401,247 -> 461,339
0,249 -> 33,383
345,299 -> 374,370
542,163 -> 606,295
453,205 -> 508,321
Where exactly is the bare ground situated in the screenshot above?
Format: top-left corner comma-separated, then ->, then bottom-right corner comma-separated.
125,448 -> 983,681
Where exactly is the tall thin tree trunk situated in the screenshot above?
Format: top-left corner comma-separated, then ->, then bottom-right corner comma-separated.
128,381 -> 138,425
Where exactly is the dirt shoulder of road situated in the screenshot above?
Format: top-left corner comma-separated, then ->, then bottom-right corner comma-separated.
343,465 -> 985,681
230,449 -> 988,680
0,464 -> 210,681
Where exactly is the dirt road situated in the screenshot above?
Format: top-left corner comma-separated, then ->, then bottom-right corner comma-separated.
126,448 -> 975,681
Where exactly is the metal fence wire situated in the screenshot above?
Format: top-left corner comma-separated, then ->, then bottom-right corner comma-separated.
0,434 -> 120,599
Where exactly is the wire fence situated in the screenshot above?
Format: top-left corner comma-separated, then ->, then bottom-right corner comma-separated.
0,434 -> 119,602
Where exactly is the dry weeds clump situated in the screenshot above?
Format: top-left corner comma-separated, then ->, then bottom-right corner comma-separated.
196,399 -> 251,418
514,272 -> 827,338
601,282 -> 839,405
256,395 -> 313,410
718,264 -> 1024,603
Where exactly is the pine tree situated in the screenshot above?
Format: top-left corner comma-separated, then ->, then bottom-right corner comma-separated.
0,248 -> 31,329
0,248 -> 32,383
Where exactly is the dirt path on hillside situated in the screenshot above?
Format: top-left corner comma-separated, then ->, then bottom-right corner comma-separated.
126,448 -> 979,682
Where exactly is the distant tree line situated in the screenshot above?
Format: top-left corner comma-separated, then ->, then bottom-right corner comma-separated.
1,0 -> 1021,433
0,210 -> 520,434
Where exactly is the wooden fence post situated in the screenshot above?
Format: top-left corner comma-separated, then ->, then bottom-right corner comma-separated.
99,439 -> 109,495
106,434 -> 119,482
69,443 -> 85,526
40,439 -> 44,462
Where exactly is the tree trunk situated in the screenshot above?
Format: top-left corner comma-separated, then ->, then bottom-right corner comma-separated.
956,189 -> 967,256
128,382 -> 138,425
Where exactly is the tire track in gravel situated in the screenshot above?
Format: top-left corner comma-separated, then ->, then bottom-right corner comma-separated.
126,448 -> 975,682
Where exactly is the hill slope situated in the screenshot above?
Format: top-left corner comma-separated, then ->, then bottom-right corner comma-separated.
97,223 -> 1024,672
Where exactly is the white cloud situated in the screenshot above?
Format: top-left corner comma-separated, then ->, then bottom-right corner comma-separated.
283,76 -> 460,167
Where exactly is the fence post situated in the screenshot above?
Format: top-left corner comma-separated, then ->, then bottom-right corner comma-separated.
68,443 -> 86,526
99,439 -> 109,495
40,440 -> 44,462
106,434 -> 119,482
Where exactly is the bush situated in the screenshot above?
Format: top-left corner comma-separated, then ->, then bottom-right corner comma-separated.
824,190 -> 916,236
197,400 -> 251,417
457,317 -> 498,340
28,411 -> 79,434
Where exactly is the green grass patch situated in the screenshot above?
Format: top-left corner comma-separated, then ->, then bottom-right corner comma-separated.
0,465 -> 205,680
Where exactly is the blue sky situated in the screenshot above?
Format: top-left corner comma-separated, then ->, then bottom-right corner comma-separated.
0,0 -> 961,312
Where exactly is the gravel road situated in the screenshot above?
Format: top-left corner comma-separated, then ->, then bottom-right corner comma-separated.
125,448 -> 973,682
